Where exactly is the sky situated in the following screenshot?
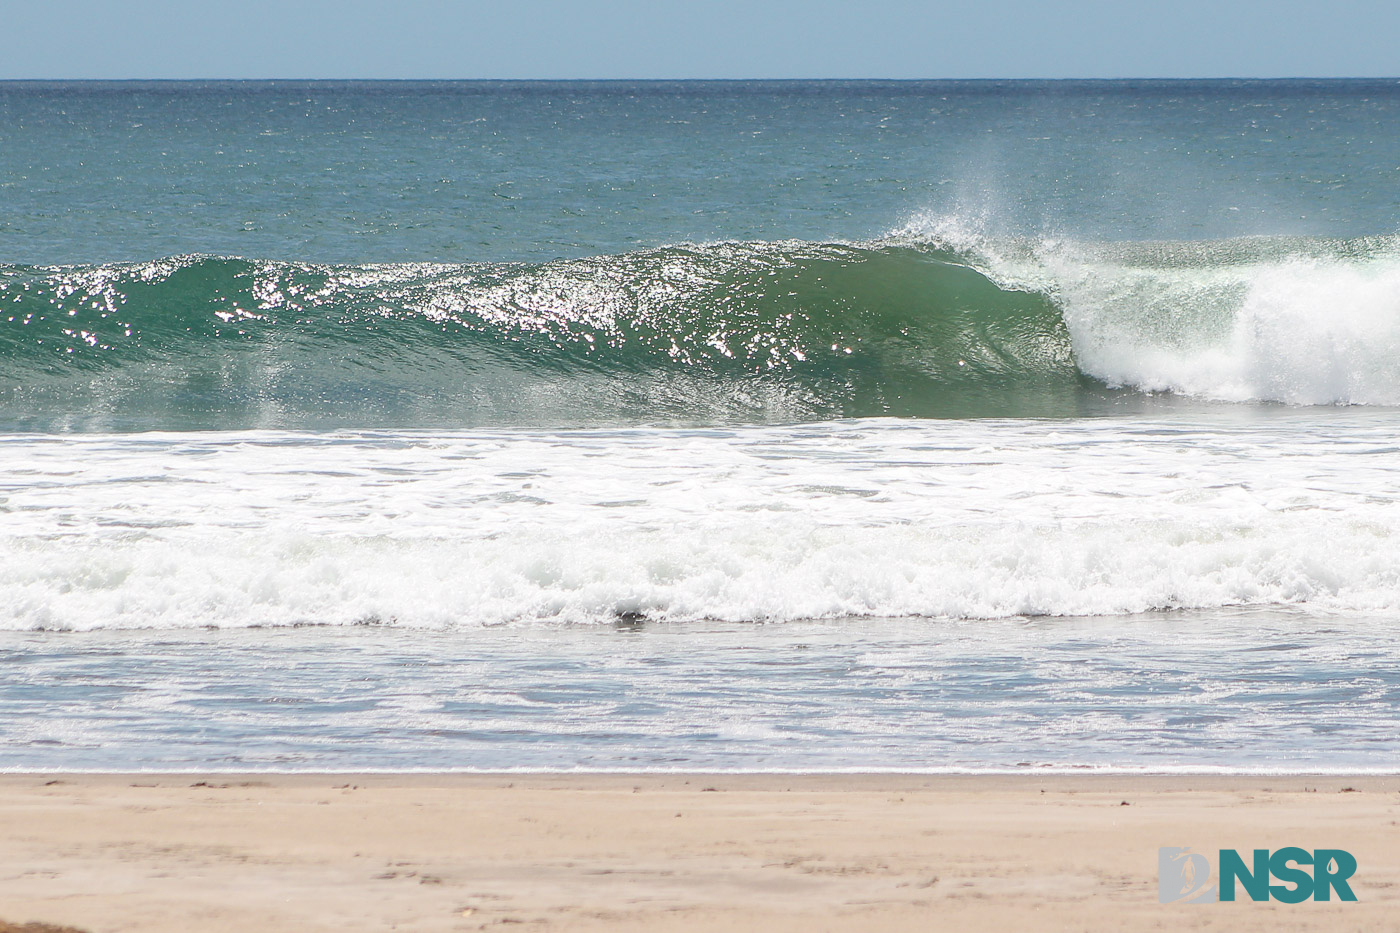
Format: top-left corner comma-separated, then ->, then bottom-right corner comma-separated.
3,0 -> 1398,80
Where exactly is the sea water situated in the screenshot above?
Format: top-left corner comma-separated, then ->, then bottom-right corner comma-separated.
2,80 -> 1398,771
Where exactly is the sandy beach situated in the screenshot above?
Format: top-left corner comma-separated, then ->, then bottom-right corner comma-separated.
0,773 -> 1395,932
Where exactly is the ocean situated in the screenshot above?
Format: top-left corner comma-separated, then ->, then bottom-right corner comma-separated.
2,80 -> 1398,772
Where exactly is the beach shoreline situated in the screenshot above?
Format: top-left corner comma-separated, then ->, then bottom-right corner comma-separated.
3,772 -> 1396,932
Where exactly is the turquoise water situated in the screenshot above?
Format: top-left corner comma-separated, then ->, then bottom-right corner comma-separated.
5,81 -> 1400,429
6,80 -> 1400,263
2,81 -> 1399,771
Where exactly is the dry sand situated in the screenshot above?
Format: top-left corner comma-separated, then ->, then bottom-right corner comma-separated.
1,773 -> 1397,932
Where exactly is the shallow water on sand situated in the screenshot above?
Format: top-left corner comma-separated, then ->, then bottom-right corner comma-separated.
3,609 -> 1398,772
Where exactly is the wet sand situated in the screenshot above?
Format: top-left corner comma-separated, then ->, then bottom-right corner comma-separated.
2,773 -> 1397,932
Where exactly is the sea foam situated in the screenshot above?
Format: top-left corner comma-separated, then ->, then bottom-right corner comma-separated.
3,418 -> 1397,631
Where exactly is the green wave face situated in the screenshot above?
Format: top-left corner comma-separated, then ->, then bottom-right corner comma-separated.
0,243 -> 1086,430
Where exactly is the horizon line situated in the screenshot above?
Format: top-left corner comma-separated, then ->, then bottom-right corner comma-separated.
3,75 -> 1400,83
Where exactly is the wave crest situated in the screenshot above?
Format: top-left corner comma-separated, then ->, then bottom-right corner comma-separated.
3,231 -> 1399,429
0,243 -> 1077,429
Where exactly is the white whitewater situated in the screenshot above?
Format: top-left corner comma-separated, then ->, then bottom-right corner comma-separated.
4,415 -> 1399,630
902,215 -> 1400,406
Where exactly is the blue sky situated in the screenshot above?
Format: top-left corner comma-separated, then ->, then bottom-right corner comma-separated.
5,0 -> 1398,79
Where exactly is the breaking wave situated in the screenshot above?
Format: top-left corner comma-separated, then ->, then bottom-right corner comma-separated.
2,230 -> 1398,429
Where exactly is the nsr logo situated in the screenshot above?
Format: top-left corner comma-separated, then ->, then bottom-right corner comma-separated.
1159,847 -> 1357,903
